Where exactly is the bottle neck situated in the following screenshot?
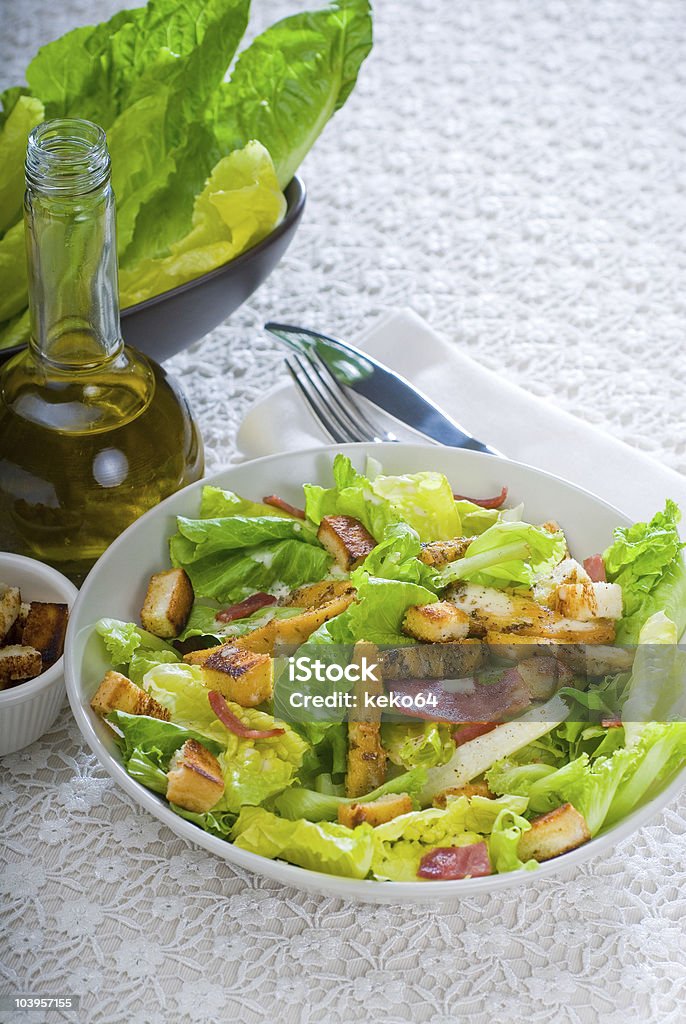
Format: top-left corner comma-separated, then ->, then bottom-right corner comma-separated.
24,120 -> 123,370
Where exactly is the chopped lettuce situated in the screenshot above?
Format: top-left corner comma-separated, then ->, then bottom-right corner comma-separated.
438,520 -> 567,589
95,618 -> 176,668
383,721 -> 455,770
200,485 -> 293,520
304,454 -> 461,543
231,806 -> 376,878
604,501 -> 686,644
212,707 -> 309,813
369,470 -> 460,542
356,522 -> 439,589
115,663 -> 308,813
169,506 -> 331,603
488,808 -> 537,873
336,576 -> 436,645
370,794 -> 529,881
487,721 -> 686,835
272,766 -> 427,822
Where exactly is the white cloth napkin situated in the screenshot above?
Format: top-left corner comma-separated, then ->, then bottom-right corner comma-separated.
237,308 -> 686,527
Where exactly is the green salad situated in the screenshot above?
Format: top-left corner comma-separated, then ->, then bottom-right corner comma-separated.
90,454 -> 686,883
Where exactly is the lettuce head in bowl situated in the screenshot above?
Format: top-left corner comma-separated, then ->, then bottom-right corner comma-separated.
0,0 -> 372,360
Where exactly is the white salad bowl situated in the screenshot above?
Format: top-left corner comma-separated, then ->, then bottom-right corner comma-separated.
0,553 -> 78,755
64,443 -> 686,903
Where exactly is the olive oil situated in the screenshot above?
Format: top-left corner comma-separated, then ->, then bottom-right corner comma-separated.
0,119 -> 203,582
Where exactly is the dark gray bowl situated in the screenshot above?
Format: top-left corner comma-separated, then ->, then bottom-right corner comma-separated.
0,175 -> 305,365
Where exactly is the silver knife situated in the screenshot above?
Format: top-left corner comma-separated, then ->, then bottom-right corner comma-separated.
264,322 -> 498,455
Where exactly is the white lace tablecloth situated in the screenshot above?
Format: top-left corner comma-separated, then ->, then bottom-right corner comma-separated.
3,1 -> 686,1021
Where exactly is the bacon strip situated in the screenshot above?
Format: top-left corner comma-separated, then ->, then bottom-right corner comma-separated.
583,554 -> 607,582
208,691 -> 285,738
215,592 -> 277,623
601,718 -> 622,729
387,668 -> 530,725
453,486 -> 508,509
417,843 -> 492,880
263,495 -> 306,519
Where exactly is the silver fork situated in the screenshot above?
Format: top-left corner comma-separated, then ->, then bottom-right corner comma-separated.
285,351 -> 399,444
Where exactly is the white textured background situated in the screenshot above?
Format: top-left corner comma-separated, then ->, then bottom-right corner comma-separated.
2,1 -> 686,1022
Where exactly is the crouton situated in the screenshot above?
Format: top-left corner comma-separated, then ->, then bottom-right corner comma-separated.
317,515 -> 376,571
419,537 -> 475,567
166,739 -> 224,813
0,585 -> 21,643
140,568 -> 194,639
591,583 -> 623,620
4,602 -> 31,645
230,592 -> 355,656
447,582 -> 616,644
21,602 -> 69,668
552,582 -> 599,620
191,645 -> 273,707
485,632 -> 558,659
432,781 -> 494,807
346,721 -> 387,798
0,644 -> 42,685
282,580 -> 355,608
346,642 -> 387,798
183,644 -> 224,665
338,792 -> 413,828
402,601 -> 470,642
517,802 -> 591,862
90,670 -> 171,720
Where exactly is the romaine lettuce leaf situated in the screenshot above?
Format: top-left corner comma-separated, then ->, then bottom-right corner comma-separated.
0,95 -> 44,234
604,501 -> 686,644
119,141 -> 285,306
487,721 -> 686,835
356,522 -> 440,589
488,808 -> 537,873
211,0 -> 373,189
171,804 -> 236,838
272,766 -> 427,822
107,709 -> 224,762
341,576 -> 436,645
200,485 -> 293,520
369,471 -> 460,542
231,806 -> 376,878
128,648 -> 181,686
439,520 -> 567,589
171,536 -> 332,604
304,454 -> 461,543
0,221 -> 28,323
370,793 -> 529,881
382,721 -> 455,770
95,618 -> 176,668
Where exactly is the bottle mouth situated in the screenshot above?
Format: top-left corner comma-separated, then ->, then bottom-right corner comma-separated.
26,118 -> 110,195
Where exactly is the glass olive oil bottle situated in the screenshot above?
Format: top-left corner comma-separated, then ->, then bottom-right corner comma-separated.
0,119 -> 203,582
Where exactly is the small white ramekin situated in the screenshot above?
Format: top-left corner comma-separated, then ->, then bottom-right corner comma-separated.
0,553 -> 78,756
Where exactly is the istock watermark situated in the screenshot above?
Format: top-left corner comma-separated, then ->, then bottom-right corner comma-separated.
273,642 -> 686,728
